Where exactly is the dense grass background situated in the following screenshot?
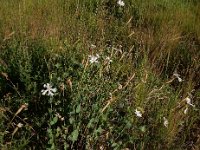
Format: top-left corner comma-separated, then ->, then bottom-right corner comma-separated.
0,0 -> 200,149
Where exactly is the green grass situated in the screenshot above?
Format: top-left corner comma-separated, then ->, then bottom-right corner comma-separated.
0,0 -> 200,149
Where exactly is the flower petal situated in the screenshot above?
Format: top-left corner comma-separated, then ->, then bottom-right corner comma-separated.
184,107 -> 188,114
43,84 -> 47,88
48,91 -> 54,96
177,77 -> 183,82
51,88 -> 57,93
41,90 -> 47,95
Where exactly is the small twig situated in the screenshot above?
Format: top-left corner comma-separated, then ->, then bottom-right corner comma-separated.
4,104 -> 33,133
122,73 -> 135,89
102,72 -> 135,113
1,72 -> 22,97
101,96 -> 116,113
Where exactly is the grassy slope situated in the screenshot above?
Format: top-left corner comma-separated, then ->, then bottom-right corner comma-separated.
0,0 -> 200,149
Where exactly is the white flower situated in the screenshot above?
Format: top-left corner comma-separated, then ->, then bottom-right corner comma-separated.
173,72 -> 183,82
163,117 -> 169,128
105,56 -> 112,64
135,109 -> 142,118
41,83 -> 57,96
177,77 -> 183,82
89,54 -> 99,64
184,107 -> 188,114
117,0 -> 125,7
185,97 -> 195,107
17,123 -> 23,128
90,44 -> 96,49
56,113 -> 65,121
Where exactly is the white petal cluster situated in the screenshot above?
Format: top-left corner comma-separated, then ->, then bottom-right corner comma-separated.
163,117 -> 169,128
135,109 -> 142,118
185,97 -> 195,107
56,113 -> 65,121
41,83 -> 57,97
184,107 -> 188,114
90,44 -> 96,49
183,97 -> 195,114
17,123 -> 24,128
89,54 -> 99,64
173,72 -> 183,82
117,0 -> 125,7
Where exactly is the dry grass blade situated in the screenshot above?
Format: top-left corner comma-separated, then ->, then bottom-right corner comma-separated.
1,72 -> 9,80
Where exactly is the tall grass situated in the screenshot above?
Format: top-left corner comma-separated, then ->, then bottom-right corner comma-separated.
0,0 -> 200,149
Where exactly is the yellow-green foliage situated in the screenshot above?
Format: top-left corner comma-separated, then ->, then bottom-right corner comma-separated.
0,0 -> 199,149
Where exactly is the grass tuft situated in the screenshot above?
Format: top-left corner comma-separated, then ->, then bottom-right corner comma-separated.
0,0 -> 200,149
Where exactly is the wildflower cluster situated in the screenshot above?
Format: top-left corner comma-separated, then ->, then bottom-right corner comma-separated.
184,97 -> 195,114
117,0 -> 125,7
185,97 -> 195,107
89,54 -> 100,64
135,108 -> 142,118
41,83 -> 57,96
163,117 -> 169,128
173,72 -> 183,82
88,54 -> 113,65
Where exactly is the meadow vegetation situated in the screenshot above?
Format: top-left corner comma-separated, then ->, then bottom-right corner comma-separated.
0,0 -> 200,149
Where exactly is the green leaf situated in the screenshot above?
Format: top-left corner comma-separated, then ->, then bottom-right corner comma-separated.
56,127 -> 61,137
75,104 -> 81,113
69,129 -> 79,142
50,116 -> 58,125
55,63 -> 61,68
64,143 -> 69,150
51,143 -> 55,150
87,118 -> 95,128
69,117 -> 75,124
111,143 -> 118,147
139,125 -> 146,133
96,127 -> 103,134
125,120 -> 132,129
47,128 -> 52,134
